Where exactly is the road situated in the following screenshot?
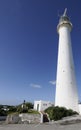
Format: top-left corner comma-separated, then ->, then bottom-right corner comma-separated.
0,123 -> 81,130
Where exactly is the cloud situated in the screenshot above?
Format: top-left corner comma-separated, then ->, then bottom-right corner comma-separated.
49,80 -> 56,85
30,83 -> 42,88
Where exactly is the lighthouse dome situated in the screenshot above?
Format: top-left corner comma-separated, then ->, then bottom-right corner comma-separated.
59,15 -> 70,24
57,9 -> 72,32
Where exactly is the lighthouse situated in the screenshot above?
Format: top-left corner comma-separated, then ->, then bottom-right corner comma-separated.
55,9 -> 79,112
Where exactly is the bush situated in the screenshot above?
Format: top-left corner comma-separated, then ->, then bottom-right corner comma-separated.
8,106 -> 17,114
17,102 -> 34,113
0,109 -> 7,116
45,106 -> 78,121
25,102 -> 33,110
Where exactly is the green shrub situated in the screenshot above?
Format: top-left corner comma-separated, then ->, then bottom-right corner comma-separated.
45,106 -> 78,121
0,109 -> 7,116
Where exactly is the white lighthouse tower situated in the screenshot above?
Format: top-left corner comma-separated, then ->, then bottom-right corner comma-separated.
55,9 -> 79,112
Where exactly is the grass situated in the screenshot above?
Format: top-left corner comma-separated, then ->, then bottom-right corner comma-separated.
28,109 -> 40,114
8,109 -> 40,115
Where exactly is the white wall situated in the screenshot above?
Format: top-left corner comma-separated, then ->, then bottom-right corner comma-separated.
34,100 -> 53,112
79,104 -> 81,115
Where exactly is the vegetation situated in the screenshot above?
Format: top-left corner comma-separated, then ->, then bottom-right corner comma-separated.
16,100 -> 34,113
0,101 -> 34,116
45,106 -> 78,121
0,109 -> 7,116
28,109 -> 39,114
8,106 -> 17,114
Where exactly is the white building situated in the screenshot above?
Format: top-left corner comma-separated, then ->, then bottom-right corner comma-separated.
55,9 -> 79,112
34,100 -> 53,112
79,104 -> 81,114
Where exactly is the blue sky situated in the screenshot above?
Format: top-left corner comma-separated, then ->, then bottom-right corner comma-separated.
0,0 -> 81,105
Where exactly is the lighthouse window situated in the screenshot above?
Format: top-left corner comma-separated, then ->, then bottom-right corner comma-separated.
71,66 -> 73,70
43,104 -> 47,106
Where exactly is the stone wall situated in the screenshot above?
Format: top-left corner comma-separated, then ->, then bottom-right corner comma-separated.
19,113 -> 41,123
6,113 -> 41,124
6,114 -> 20,124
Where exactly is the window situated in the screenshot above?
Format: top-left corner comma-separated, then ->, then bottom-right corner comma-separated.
43,104 -> 47,106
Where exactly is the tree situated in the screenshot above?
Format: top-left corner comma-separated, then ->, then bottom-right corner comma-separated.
8,106 -> 17,114
0,109 -> 7,116
25,102 -> 33,110
16,101 -> 33,113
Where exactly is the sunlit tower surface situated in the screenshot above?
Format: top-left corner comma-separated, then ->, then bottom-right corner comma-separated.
55,9 -> 79,112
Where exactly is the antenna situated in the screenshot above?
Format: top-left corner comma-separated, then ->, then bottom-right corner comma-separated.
63,8 -> 67,16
